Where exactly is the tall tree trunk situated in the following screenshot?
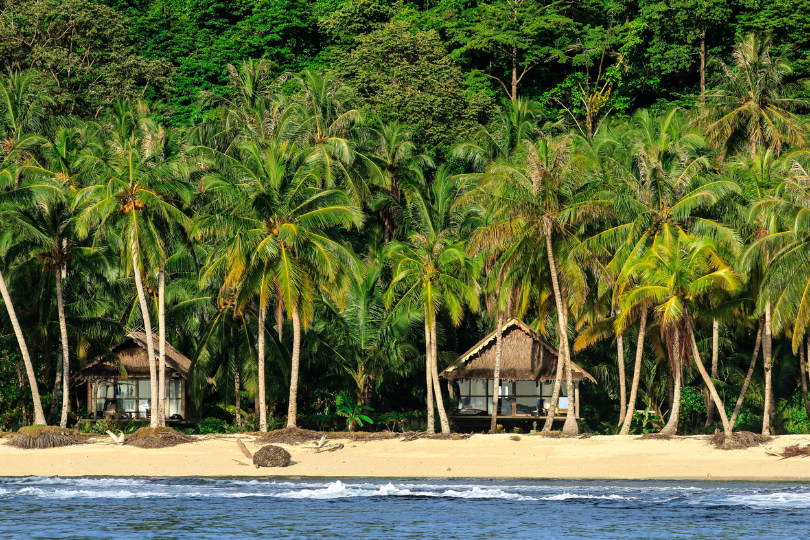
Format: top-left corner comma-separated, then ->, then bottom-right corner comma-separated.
490,312 -> 505,433
42,332 -> 51,392
689,324 -> 731,437
730,319 -> 762,429
157,267 -> 166,427
131,244 -> 158,428
511,46 -> 518,102
801,336 -> 810,422
542,332 -> 567,431
0,268 -> 46,425
424,318 -> 435,434
234,369 -> 242,428
617,331 -> 627,423
430,322 -> 451,434
661,330 -> 682,435
620,307 -> 648,435
55,266 -> 70,428
286,307 -> 301,428
699,24 -> 707,109
258,303 -> 268,432
762,303 -> 773,435
705,319 -> 720,427
47,352 -> 63,425
542,223 -> 578,435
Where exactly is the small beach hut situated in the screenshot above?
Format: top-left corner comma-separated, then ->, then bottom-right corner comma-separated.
77,332 -> 199,424
440,318 -> 595,429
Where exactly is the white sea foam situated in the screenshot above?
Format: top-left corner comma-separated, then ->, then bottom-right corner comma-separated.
271,480 -> 536,500
539,492 -> 636,501
716,492 -> 810,509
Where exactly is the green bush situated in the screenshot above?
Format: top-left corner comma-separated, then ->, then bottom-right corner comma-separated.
198,417 -> 231,434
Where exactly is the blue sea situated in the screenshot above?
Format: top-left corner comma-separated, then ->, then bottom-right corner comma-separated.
2,476 -> 809,539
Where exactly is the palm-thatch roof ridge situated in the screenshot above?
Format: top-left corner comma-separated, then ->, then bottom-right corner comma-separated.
77,331 -> 192,379
440,318 -> 596,383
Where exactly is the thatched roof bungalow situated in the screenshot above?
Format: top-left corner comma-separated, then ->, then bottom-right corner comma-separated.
77,332 -> 199,424
440,319 -> 595,422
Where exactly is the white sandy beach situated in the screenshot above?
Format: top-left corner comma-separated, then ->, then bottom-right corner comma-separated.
2,433 -> 810,480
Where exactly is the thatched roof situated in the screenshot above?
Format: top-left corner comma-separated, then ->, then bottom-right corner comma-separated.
440,318 -> 596,383
77,332 -> 192,380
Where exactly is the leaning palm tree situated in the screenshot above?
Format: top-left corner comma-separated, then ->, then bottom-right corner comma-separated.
703,33 -> 810,160
75,105 -> 189,428
385,170 -> 480,434
617,228 -> 741,437
584,108 -> 739,434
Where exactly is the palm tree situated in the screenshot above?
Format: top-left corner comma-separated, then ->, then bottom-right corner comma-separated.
386,169 -> 480,434
318,231 -> 420,429
584,109 -> 738,434
75,105 -> 189,428
359,122 -> 433,241
193,137 -> 362,429
703,33 -> 810,160
618,228 -> 741,437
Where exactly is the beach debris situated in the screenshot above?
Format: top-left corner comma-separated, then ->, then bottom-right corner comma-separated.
237,438 -> 253,458
777,444 -> 810,459
710,430 -> 772,450
124,427 -> 195,449
400,432 -> 471,442
253,445 -> 292,468
106,431 -> 125,444
232,459 -> 251,467
255,427 -> 321,446
639,433 -> 673,440
510,435 -> 521,441
579,433 -> 594,439
318,443 -> 344,453
6,426 -> 86,449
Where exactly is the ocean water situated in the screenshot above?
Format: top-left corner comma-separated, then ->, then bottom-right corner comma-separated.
1,477 -> 809,539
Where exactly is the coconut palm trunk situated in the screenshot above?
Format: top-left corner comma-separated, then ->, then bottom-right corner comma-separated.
619,307 -> 648,435
157,267 -> 166,427
704,319 -> 720,427
490,312 -> 505,433
48,352 -> 63,425
286,307 -> 302,428
131,244 -> 159,428
424,319 -> 435,434
762,303 -> 774,435
430,320 -> 451,434
257,303 -> 268,432
0,269 -> 47,426
661,330 -> 682,435
617,331 -> 626,423
689,324 -> 731,437
542,320 -> 567,432
800,337 -> 810,421
730,319 -> 763,429
54,266 -> 71,428
543,222 -> 578,434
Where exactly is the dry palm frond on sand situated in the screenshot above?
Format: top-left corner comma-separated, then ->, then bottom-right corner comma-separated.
7,426 -> 86,449
710,431 -> 772,450
640,433 -> 673,440
124,427 -> 195,449
778,445 -> 810,458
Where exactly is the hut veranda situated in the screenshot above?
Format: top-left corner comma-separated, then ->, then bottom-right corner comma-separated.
441,319 -> 596,431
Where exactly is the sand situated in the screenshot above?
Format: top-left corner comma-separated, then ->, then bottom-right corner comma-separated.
2,433 -> 810,480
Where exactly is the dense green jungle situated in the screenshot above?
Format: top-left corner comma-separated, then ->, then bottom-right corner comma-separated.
1,0 -> 810,437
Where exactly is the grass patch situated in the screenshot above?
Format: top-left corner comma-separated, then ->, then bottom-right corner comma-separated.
7,426 -> 86,449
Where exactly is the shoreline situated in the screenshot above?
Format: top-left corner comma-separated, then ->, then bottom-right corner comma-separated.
2,433 -> 810,481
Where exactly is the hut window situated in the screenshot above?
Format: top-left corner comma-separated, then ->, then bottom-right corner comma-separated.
95,381 -> 115,416
515,381 -> 543,415
167,380 -> 182,417
457,379 -> 487,411
117,381 -> 137,414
